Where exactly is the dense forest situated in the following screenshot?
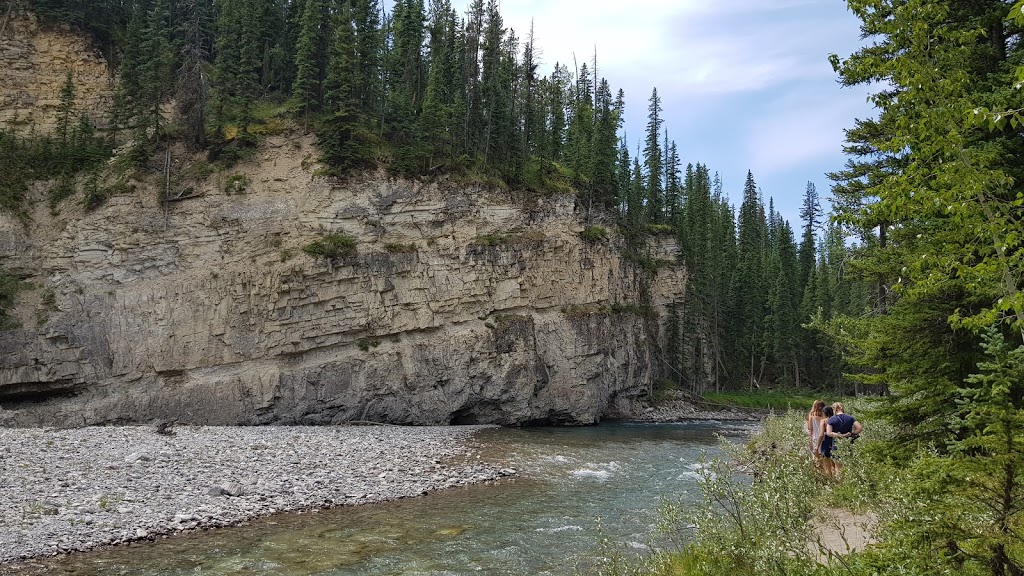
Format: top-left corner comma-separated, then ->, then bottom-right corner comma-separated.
0,0 -> 871,394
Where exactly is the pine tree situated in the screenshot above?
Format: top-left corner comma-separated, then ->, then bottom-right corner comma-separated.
138,0 -> 174,137
291,0 -> 330,120
384,0 -> 426,170
352,0 -> 383,120
797,181 -> 821,294
175,0 -> 209,149
55,72 -> 76,146
643,88 -> 664,223
733,170 -> 768,388
417,0 -> 459,170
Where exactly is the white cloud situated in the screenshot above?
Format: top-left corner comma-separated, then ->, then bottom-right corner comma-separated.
452,0 -> 859,96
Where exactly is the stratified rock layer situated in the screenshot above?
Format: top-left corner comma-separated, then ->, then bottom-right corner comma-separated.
0,12 -> 113,133
0,135 -> 687,426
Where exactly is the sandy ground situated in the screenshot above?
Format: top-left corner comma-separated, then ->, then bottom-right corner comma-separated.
808,508 -> 877,561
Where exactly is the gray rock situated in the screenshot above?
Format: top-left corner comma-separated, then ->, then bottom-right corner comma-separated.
222,482 -> 244,497
124,452 -> 152,464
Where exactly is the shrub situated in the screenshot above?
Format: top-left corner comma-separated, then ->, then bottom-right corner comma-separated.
645,223 -> 674,235
580,225 -> 609,243
472,234 -> 510,247
224,173 -> 250,194
48,174 -> 76,208
384,242 -> 417,254
357,338 -> 381,352
302,233 -> 357,259
83,176 -> 132,211
621,251 -> 672,274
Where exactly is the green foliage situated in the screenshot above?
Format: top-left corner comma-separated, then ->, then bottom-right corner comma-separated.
701,390 -> 824,411
609,302 -> 655,317
302,233 -> 357,259
620,251 -> 671,275
579,225 -> 608,243
48,174 -> 77,209
357,338 -> 381,352
659,413 -> 822,575
84,178 -> 133,211
383,242 -> 417,253
561,303 -> 612,317
0,120 -> 111,214
223,173 -> 250,194
644,223 -> 673,235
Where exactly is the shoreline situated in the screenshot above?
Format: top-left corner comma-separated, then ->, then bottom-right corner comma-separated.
627,391 -> 771,423
0,403 -> 761,568
0,425 -> 512,566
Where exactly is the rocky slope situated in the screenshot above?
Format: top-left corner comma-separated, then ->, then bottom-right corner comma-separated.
0,131 -> 687,426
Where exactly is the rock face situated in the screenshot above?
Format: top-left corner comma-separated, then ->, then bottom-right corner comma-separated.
0,135 -> 687,426
0,12 -> 114,133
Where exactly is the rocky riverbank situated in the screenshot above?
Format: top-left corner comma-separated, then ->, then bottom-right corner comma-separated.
0,425 -> 512,564
629,390 -> 769,422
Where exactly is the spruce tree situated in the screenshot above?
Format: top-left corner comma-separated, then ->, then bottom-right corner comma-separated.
175,0 -> 209,150
291,0 -> 330,120
55,72 -> 76,146
733,170 -> 768,387
643,88 -> 664,223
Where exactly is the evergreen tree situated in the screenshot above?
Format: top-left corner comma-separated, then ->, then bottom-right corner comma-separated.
174,0 -> 209,150
796,181 -> 821,294
417,0 -> 459,169
733,170 -> 768,387
461,0 -> 485,156
290,0 -> 330,119
352,0 -> 383,120
642,88 -> 664,223
384,0 -> 426,169
55,72 -> 76,146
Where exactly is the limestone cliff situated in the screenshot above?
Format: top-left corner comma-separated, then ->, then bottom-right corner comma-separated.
0,132 -> 687,426
0,12 -> 113,133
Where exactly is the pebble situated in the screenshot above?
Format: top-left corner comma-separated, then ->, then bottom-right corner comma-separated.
0,425 -> 509,564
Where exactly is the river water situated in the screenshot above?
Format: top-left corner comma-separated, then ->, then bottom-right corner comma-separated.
13,422 -> 756,576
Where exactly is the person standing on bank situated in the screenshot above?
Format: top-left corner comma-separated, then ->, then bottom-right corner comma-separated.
817,406 -> 835,477
824,402 -> 863,477
806,400 -> 826,458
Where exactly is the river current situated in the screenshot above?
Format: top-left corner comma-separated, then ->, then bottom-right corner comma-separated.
14,422 -> 756,576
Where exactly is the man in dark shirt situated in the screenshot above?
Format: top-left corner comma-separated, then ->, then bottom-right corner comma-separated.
825,402 -> 863,476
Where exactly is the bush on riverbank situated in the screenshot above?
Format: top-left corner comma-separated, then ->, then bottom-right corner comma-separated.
701,390 -> 824,411
594,400 -> 1023,576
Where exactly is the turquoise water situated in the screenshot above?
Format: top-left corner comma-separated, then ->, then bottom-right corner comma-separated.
11,422 -> 755,575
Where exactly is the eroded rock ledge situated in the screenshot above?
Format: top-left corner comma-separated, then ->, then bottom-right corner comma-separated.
0,137 -> 686,426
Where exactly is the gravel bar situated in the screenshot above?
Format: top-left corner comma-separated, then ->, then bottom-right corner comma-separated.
0,425 -> 514,564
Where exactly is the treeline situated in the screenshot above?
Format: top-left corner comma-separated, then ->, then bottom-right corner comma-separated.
660,168 -> 867,395
12,0 -> 868,392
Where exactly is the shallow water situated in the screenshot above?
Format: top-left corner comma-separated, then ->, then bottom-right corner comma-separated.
11,422 -> 756,576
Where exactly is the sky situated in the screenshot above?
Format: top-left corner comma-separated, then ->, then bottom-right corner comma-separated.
452,0 -> 877,225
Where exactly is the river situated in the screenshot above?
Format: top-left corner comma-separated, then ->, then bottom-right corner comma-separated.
10,421 -> 756,576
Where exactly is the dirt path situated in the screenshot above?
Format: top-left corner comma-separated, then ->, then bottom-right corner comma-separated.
808,508 -> 877,562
